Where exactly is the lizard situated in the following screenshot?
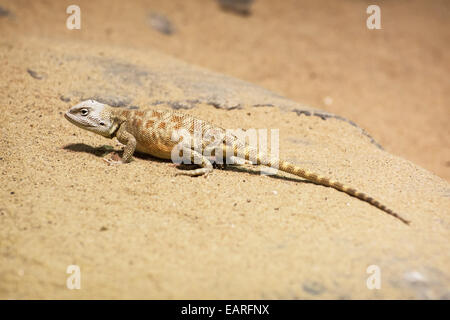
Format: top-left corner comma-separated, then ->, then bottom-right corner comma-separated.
64,99 -> 410,225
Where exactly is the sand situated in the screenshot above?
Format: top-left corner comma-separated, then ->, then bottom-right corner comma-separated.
0,0 -> 449,299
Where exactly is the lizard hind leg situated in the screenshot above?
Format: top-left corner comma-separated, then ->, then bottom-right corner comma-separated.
175,147 -> 214,177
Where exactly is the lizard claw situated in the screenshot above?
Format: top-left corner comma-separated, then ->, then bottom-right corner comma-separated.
103,152 -> 123,165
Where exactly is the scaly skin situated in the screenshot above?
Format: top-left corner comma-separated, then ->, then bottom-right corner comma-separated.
65,100 -> 410,225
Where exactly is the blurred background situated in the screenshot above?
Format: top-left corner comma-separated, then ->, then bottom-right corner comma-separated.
1,0 -> 449,180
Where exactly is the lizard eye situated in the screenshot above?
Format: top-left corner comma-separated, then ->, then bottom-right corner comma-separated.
80,108 -> 89,116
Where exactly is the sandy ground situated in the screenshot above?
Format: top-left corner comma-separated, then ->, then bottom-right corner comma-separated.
0,0 -> 449,299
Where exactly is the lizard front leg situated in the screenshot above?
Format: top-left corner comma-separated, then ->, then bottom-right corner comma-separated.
104,123 -> 136,164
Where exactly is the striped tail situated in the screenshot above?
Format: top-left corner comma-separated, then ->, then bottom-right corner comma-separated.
229,143 -> 410,225
277,159 -> 410,225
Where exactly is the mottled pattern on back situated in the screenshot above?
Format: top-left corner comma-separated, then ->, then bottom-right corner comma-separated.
117,108 -> 222,160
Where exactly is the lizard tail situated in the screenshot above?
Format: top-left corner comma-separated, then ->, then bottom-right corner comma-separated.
230,143 -> 410,225
276,159 -> 410,225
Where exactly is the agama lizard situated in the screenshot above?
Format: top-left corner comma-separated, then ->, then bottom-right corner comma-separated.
64,100 -> 410,225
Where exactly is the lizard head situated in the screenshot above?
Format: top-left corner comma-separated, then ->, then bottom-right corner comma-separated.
65,100 -> 119,137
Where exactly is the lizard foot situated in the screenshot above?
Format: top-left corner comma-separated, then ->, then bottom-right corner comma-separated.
213,163 -> 228,170
175,167 -> 213,178
103,152 -> 123,165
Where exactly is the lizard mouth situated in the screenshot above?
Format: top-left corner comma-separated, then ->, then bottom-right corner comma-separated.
64,113 -> 94,128
64,112 -> 73,122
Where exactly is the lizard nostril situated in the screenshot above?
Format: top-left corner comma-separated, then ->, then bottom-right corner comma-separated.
100,122 -> 105,126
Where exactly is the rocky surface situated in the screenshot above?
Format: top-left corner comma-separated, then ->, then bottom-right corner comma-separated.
0,36 -> 449,299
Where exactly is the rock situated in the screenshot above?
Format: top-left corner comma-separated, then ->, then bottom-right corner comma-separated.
59,95 -> 71,102
1,36 -> 449,299
148,12 -> 175,35
27,69 -> 45,80
217,0 -> 253,16
0,6 -> 10,17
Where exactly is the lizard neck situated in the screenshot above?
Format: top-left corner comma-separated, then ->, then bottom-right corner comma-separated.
107,108 -> 128,138
108,122 -> 121,138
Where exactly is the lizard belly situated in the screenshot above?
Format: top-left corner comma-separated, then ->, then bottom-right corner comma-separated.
135,130 -> 176,160
135,142 -> 173,159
